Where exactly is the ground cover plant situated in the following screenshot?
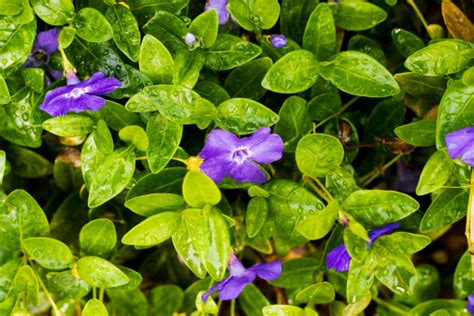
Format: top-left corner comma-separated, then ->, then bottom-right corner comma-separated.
0,0 -> 474,315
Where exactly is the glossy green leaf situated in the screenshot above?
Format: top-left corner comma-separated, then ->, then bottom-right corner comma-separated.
182,170 -> 221,208
409,299 -> 468,315
126,167 -> 186,199
269,258 -> 318,288
394,264 -> 441,306
394,72 -> 446,99
307,92 -> 341,122
262,50 -> 320,94
391,28 -> 425,58
72,8 -> 113,42
105,5 -> 141,61
394,120 -> 436,147
141,10 -> 187,55
297,200 -> 338,240
0,0 -> 23,15
43,114 -> 95,137
205,34 -> 262,71
215,98 -> 279,135
97,100 -> 141,131
119,125 -> 149,152
296,134 -> 344,177
125,193 -> 185,217
139,34 -> 174,84
106,287 -> 147,316
224,57 -> 272,100
128,0 -> 188,18
149,285 -> 183,316
246,197 -> 268,238
88,147 -> 136,208
342,190 -> 420,227
333,2 -> 387,31
47,270 -> 90,299
122,211 -> 181,246
83,299 -> 108,316
23,237 -> 73,270
364,98 -> 405,142
263,305 -> 304,316
20,68 -> 44,93
77,256 -> 129,288
173,48 -> 205,89
80,219 -> 117,257
436,80 -> 474,148
239,283 -> 270,316
30,0 -> 74,25
58,26 -> 76,50
405,40 -> 474,76
12,265 -> 39,306
420,188 -> 468,233
274,96 -> 312,152
320,51 -> 400,97
416,151 -> 454,195
189,10 -> 218,48
347,34 -> 386,65
454,251 -> 474,299
227,0 -> 280,31
303,3 -> 336,60
295,282 -> 336,304
7,145 -> 53,178
0,75 -> 10,105
280,0 -> 318,42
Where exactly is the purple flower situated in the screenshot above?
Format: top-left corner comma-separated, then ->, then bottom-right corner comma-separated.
199,128 -> 284,184
270,35 -> 287,48
205,0 -> 229,25
184,33 -> 197,46
326,222 -> 400,272
445,127 -> 474,167
467,294 -> 474,315
39,72 -> 121,117
202,253 -> 282,302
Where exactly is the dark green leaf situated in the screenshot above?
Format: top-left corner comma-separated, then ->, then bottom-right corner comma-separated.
333,2 -> 387,31
303,3 -> 336,60
105,5 -> 141,62
149,285 -> 183,316
269,258 -> 318,288
246,197 -> 268,238
7,145 -> 53,178
173,48 -> 205,89
394,120 -> 436,147
391,28 -> 425,58
347,35 -> 386,65
72,8 -> 113,42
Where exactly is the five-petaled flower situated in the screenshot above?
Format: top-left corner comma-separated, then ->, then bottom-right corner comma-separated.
202,253 -> 282,302
24,28 -> 62,83
270,35 -> 287,48
326,222 -> 400,272
445,127 -> 474,167
199,128 -> 284,184
39,71 -> 121,117
205,0 -> 230,25
467,294 -> 474,316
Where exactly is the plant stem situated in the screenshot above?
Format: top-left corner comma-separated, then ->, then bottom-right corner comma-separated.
230,299 -> 236,316
313,97 -> 360,130
373,297 -> 409,315
360,154 -> 403,187
99,288 -> 105,302
467,169 -> 474,275
303,175 -> 332,203
406,0 -> 429,30
310,175 -> 334,202
29,261 -> 63,316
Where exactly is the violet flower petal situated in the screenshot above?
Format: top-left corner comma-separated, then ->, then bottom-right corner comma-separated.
270,35 -> 287,48
326,243 -> 351,272
76,72 -> 121,94
467,294 -> 474,315
199,129 -> 239,159
228,253 -> 246,276
205,0 -> 229,25
367,222 -> 400,246
67,94 -> 107,113
199,155 -> 232,183
217,273 -> 257,300
445,127 -> 474,164
228,160 -> 267,183
242,128 -> 284,164
34,28 -> 60,56
202,278 -> 229,302
248,260 -> 282,280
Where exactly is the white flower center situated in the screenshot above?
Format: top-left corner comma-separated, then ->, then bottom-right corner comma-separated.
232,147 -> 250,164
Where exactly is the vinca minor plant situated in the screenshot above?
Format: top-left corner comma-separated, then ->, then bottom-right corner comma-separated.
0,0 -> 474,315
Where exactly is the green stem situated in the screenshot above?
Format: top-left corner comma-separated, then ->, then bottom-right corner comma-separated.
313,97 -> 360,130
310,175 -> 334,202
360,154 -> 403,187
28,261 -> 62,316
373,297 -> 409,315
467,169 -> 474,275
99,288 -> 105,302
230,299 -> 236,316
303,176 -> 332,203
406,0 -> 429,30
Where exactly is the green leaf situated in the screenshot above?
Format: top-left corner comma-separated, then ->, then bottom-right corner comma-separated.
189,10 -> 218,48
307,92 -> 341,122
303,3 -> 336,60
119,125 -> 149,152
320,51 -> 400,97
262,50 -> 320,94
58,26 -> 76,50
149,285 -> 183,316
0,15 -> 36,72
295,282 -> 336,304
141,10 -> 187,55
7,145 -> 53,178
47,270 -> 90,299
80,219 -> 117,257
394,264 -> 441,306
97,100 -> 141,131
21,68 -> 44,93
125,193 -> 185,217
139,34 -> 174,84
77,256 -> 129,288
42,114 -> 95,137
391,28 -> 425,58
12,265 -> 39,306
30,0 -> 74,25
173,48 -> 205,89
346,252 -> 377,302
23,237 -> 73,270
0,150 -> 5,185
342,190 -> 420,227
348,35 -> 386,65
146,114 -> 182,174
405,40 -> 474,76
223,57 -> 272,100
205,34 -> 262,71
269,258 -> 318,288
409,300 -> 468,315
72,8 -> 113,42
105,5 -> 141,62
126,167 -> 186,199
394,72 -> 446,99
83,299 -> 108,316
364,98 -> 405,142
122,211 -> 181,246
280,0 -> 318,43
182,170 -> 221,208
436,80 -> 474,148
0,75 -> 10,104
274,96 -> 312,152
227,0 -> 280,31
246,197 -> 268,238
416,151 -> 454,195
128,0 -> 188,18
239,284 -> 270,316
196,291 -> 218,314
296,134 -> 344,177
419,188 -> 468,233
88,147 -> 136,208
394,120 -> 436,147
333,2 -> 387,31
0,0 -> 23,15
263,305 -> 304,316
195,80 -> 231,105
106,288 -> 147,316
297,200 -> 338,240
453,251 -> 474,299
215,98 -> 279,135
